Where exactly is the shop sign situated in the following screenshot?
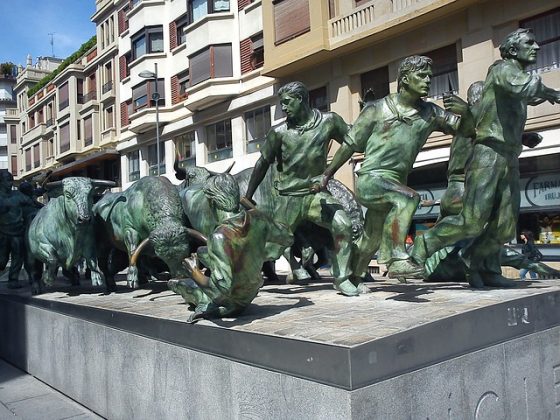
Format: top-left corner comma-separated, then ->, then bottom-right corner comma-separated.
522,173 -> 560,208
414,186 -> 446,216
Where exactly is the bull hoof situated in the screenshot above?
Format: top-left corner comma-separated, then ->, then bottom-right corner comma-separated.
127,266 -> 139,289
90,271 -> 104,287
482,274 -> 517,288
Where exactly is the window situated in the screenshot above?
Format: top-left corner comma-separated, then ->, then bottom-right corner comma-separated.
206,119 -> 232,162
189,44 -> 232,86
25,149 -> 31,171
245,106 -> 271,153
423,44 -> 458,98
10,156 -> 17,174
84,116 -> 93,146
77,79 -> 84,104
309,86 -> 329,112
188,0 -> 230,24
9,125 -> 16,144
176,14 -> 190,47
147,143 -> 165,175
175,132 -> 196,167
521,8 -> 560,72
103,62 -> 113,93
131,26 -> 164,60
59,123 -> 70,153
250,33 -> 264,70
29,113 -> 35,129
46,138 -> 54,158
360,65 -> 390,101
132,79 -> 165,112
128,150 -> 140,181
59,82 -> 69,110
33,144 -> 40,168
273,0 -> 310,45
105,106 -> 114,129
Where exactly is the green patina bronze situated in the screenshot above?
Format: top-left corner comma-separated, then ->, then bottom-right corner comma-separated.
323,55 -> 474,282
244,81 -> 362,296
169,174 -> 293,322
411,28 -> 560,287
0,170 -> 41,288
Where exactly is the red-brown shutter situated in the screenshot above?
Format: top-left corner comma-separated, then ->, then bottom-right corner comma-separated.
171,75 -> 179,105
240,38 -> 253,74
120,101 -> 129,126
118,8 -> 126,35
273,0 -> 310,45
238,0 -> 252,11
119,55 -> 127,81
169,20 -> 177,50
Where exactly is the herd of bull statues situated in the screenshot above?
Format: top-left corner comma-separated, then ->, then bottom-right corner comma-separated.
2,29 -> 560,322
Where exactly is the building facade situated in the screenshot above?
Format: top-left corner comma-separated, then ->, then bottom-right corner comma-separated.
261,0 -> 560,255
0,67 -> 18,172
111,0 -> 276,188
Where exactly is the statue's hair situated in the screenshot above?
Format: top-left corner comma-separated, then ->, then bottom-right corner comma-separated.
467,81 -> 484,106
397,55 -> 433,92
278,81 -> 309,104
203,174 -> 239,212
499,28 -> 533,59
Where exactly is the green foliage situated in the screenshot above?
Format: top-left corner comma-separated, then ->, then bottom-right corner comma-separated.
0,62 -> 15,76
27,35 -> 97,98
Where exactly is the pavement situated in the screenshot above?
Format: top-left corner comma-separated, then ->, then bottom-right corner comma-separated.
0,359 -> 102,420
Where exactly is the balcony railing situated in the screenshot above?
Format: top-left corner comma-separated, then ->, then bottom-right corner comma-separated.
330,3 -> 376,43
148,162 -> 165,176
45,118 -> 54,127
207,146 -> 233,163
84,136 -> 93,147
247,138 -> 265,154
84,91 -> 97,102
178,156 -> 196,168
102,80 -> 113,94
59,99 -> 69,110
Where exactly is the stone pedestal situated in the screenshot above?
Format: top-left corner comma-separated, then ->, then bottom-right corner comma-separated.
1,278 -> 559,419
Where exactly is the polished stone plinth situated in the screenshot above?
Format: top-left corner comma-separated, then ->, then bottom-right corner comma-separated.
1,276 -> 560,419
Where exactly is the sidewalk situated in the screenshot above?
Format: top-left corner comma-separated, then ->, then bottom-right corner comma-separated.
0,359 -> 102,420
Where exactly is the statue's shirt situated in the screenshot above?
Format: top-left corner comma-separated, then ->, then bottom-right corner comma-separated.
260,110 -> 348,196
475,59 -> 544,157
347,94 -> 459,183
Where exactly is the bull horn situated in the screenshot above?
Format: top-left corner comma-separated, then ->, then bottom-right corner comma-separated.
92,180 -> 117,188
174,149 -> 187,180
208,161 -> 235,176
45,180 -> 63,189
130,238 -> 150,267
186,228 -> 207,244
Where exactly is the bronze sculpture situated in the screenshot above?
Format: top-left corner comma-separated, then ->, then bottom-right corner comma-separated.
321,55 -> 474,283
244,82 -> 361,296
410,28 -> 560,287
169,174 -> 293,322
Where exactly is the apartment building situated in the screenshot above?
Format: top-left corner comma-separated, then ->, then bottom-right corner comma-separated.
261,0 -> 560,253
0,68 -> 17,171
112,0 -> 276,187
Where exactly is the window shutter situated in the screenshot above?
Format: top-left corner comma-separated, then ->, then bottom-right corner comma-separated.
273,0 -> 310,45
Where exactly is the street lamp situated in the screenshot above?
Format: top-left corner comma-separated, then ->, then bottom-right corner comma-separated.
139,63 -> 162,176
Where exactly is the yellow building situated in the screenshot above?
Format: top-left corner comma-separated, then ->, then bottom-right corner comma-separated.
262,0 -> 560,254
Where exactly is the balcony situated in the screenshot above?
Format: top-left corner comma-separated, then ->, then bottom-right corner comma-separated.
84,91 -> 97,103
207,147 -> 232,163
22,123 -> 45,145
102,80 -> 113,94
184,78 -> 241,111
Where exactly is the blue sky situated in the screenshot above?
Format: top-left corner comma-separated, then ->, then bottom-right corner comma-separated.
0,0 -> 96,65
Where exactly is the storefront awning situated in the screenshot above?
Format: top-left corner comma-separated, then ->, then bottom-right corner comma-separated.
50,149 -> 120,177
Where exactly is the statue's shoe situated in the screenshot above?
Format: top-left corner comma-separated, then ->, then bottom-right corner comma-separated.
356,282 -> 371,294
333,278 -> 359,296
286,267 -> 312,284
7,281 -> 22,290
481,273 -> 517,288
387,259 -> 425,281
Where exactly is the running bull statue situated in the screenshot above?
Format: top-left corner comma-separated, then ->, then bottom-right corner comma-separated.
93,176 -> 203,289
27,177 -> 115,291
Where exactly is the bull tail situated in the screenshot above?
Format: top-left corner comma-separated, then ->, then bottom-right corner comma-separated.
130,238 -> 150,267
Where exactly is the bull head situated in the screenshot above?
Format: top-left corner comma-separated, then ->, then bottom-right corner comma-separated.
46,178 -> 116,225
